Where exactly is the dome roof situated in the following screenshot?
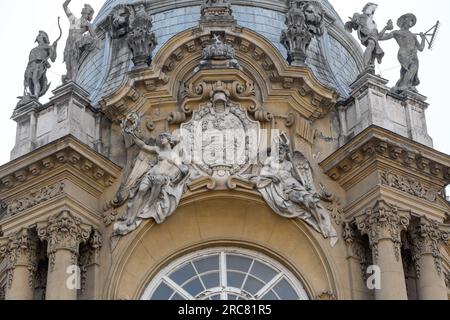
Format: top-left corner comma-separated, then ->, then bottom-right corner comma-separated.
77,0 -> 363,105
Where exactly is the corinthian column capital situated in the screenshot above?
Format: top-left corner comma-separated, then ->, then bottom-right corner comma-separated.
0,228 -> 37,289
356,200 -> 410,262
36,210 -> 92,271
409,217 -> 450,277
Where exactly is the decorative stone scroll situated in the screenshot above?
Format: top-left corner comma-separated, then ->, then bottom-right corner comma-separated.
379,171 -> 439,203
7,182 -> 65,216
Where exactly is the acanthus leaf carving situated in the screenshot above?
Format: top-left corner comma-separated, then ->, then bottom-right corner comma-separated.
0,228 -> 37,289
409,217 -> 450,278
37,211 -> 92,272
356,201 -> 410,263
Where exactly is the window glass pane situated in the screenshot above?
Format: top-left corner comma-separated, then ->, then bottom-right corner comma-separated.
210,294 -> 221,300
243,276 -> 265,295
228,294 -> 239,300
250,261 -> 277,283
273,278 -> 299,300
201,272 -> 220,288
261,290 -> 279,301
183,278 -> 204,297
169,263 -> 196,285
227,255 -> 252,273
170,293 -> 185,301
194,255 -> 220,274
151,282 -> 174,300
227,271 -> 246,289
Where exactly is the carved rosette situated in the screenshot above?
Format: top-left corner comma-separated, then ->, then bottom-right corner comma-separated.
0,229 -> 37,289
356,201 -> 410,263
409,217 -> 450,278
37,211 -> 92,272
281,0 -> 325,66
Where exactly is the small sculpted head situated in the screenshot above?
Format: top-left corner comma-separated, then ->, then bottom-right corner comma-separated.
363,3 -> 378,15
82,4 -> 95,21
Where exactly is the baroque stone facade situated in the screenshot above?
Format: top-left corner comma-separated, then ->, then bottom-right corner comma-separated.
0,0 -> 449,301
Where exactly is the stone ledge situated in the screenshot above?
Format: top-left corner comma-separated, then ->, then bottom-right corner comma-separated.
320,126 -> 450,188
0,135 -> 122,197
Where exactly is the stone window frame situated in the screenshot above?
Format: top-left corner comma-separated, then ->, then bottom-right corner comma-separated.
141,247 -> 309,301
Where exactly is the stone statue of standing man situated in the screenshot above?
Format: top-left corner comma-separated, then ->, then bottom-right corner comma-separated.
18,31 -> 59,107
62,0 -> 97,83
381,14 -> 427,94
345,3 -> 393,74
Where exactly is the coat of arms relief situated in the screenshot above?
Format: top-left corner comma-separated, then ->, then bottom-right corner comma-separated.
109,34 -> 338,246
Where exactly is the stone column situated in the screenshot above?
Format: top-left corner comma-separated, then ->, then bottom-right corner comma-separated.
78,230 -> 103,300
409,217 -> 450,300
0,229 -> 37,300
37,211 -> 92,300
343,222 -> 372,300
356,201 -> 410,300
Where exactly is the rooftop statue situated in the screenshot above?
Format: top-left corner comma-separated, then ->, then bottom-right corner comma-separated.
18,29 -> 60,107
62,0 -> 98,83
281,0 -> 325,66
381,14 -> 434,94
345,3 -> 393,74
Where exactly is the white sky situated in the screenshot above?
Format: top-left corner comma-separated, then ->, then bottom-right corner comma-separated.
0,0 -> 448,167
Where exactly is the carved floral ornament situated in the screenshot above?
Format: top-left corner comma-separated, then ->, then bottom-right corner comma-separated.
409,217 -> 450,277
101,28 -> 338,123
37,211 -> 92,271
0,228 -> 37,289
356,200 -> 410,262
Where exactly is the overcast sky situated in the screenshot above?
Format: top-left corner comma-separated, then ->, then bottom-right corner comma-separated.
0,0 -> 448,166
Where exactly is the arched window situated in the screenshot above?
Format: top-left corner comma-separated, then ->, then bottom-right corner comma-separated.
142,248 -> 309,300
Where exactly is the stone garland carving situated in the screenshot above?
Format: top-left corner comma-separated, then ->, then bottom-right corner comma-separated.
17,29 -> 60,107
7,182 -> 65,216
112,113 -> 191,237
0,285 -> 4,300
281,0 -> 325,66
356,201 -> 410,262
409,217 -> 450,278
245,133 -> 338,247
345,3 -> 393,73
379,171 -> 438,203
37,211 -> 92,272
0,229 -> 37,290
196,35 -> 241,72
62,0 -> 98,83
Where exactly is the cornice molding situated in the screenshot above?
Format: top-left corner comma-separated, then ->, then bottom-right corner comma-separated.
0,135 -> 122,198
320,126 -> 450,189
